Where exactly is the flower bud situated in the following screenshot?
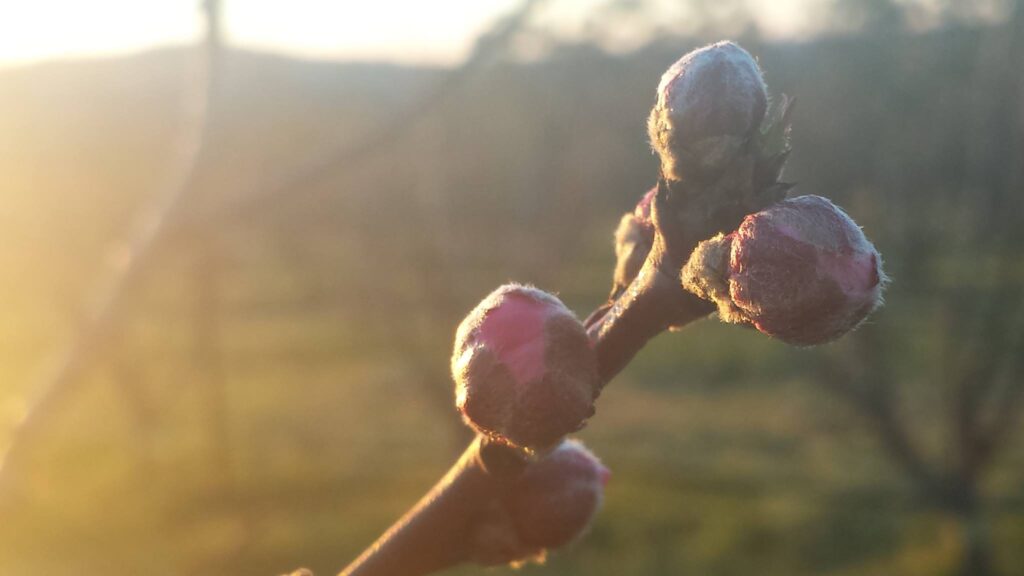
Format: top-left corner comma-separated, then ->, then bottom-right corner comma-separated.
682,195 -> 886,345
648,41 -> 768,181
506,439 -> 609,549
612,187 -> 656,294
452,285 -> 599,450
633,186 -> 656,226
472,439 -> 609,566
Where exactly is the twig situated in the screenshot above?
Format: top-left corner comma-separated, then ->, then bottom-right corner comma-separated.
335,284 -> 704,575
336,170 -> 785,575
339,436 -> 529,576
587,233 -> 715,383
336,270 -> 678,575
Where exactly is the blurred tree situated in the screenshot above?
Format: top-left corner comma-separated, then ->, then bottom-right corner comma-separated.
816,3 -> 1024,575
0,0 -> 224,497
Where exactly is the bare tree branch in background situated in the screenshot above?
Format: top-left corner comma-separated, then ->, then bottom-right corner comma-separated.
188,225 -> 261,576
815,326 -> 945,501
108,346 -> 159,478
818,279 -> 1024,576
817,4 -> 1024,574
0,0 -> 224,495
0,0 -> 548,497
207,0 -> 549,454
191,229 -> 233,480
191,0 -> 549,227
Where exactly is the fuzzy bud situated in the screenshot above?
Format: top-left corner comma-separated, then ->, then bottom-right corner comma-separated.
682,195 -> 887,345
612,187 -> 656,292
648,41 -> 768,181
452,285 -> 599,450
473,439 -> 609,566
633,186 -> 656,225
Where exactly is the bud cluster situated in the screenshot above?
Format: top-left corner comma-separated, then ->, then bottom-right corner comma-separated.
433,39 -> 888,576
648,41 -> 768,182
452,284 -> 599,451
472,439 -> 609,566
682,195 -> 887,345
612,187 -> 656,294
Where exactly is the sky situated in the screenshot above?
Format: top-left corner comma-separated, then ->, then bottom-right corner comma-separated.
0,0 -> 820,69
0,0 -> 519,68
0,0 -> 1010,69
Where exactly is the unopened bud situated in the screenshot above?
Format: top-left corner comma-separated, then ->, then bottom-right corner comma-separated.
633,186 -> 656,226
452,285 -> 599,450
682,195 -> 887,345
473,439 -> 609,566
612,187 -> 656,293
648,41 -> 768,181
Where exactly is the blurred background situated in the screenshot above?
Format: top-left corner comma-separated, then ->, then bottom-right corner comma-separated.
0,0 -> 1022,575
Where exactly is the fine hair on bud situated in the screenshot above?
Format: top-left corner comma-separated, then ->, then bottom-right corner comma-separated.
471,439 -> 610,567
452,284 -> 600,450
612,187 -> 656,292
648,41 -> 768,181
682,195 -> 887,345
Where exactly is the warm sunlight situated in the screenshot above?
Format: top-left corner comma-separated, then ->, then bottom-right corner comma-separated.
0,1 -> 198,66
1,1 -> 1021,575
0,0 -> 522,67
1,0 -> 1008,68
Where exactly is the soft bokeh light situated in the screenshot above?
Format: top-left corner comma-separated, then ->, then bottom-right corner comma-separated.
0,1 -> 198,66
0,1 -> 1021,575
0,0 -> 1014,69
0,0 -> 525,67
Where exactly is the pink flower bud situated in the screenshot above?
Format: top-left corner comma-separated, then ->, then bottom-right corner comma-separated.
452,285 -> 599,450
682,195 -> 886,345
506,439 -> 608,548
473,439 -> 609,566
648,41 -> 768,181
633,186 -> 656,227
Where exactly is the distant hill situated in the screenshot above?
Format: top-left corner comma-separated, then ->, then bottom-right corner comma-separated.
1,23 -> 1023,576
0,28 -> 1002,323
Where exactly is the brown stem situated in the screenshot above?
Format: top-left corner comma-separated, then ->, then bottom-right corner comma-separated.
335,169 -> 777,575
339,437 -> 528,576
334,257 -> 711,576
588,234 -> 714,383
587,173 -> 760,384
